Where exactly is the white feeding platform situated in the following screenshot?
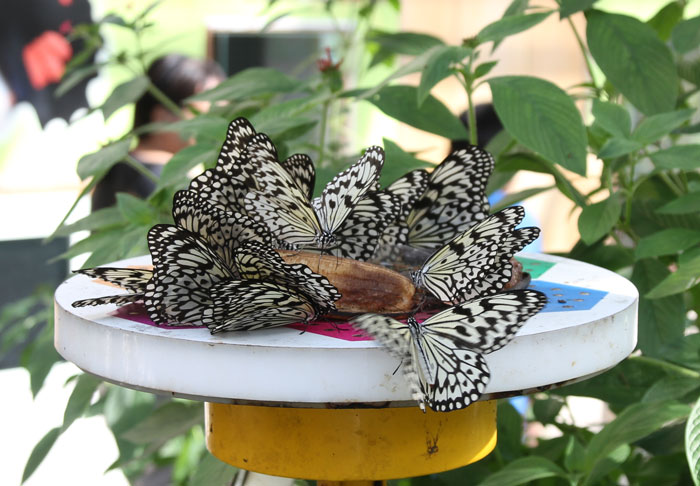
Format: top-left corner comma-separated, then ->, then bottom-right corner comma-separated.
54,253 -> 638,406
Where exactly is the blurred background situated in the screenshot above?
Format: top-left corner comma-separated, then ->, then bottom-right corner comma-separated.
1,0 -> 698,485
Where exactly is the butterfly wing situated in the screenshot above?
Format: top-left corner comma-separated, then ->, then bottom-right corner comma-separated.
72,293 -> 144,308
207,280 -> 316,332
233,241 -> 340,313
351,313 -> 427,410
281,154 -> 315,201
415,206 -> 525,303
144,224 -> 236,326
215,117 -> 258,171
173,190 -> 271,268
323,191 -> 402,261
73,267 -> 153,293
187,119 -> 259,212
244,190 -> 321,247
406,146 -> 494,248
458,226 -> 540,301
316,146 -> 384,235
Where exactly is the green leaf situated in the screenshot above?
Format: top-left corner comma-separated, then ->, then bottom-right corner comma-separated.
157,144 -> 217,189
631,259 -> 686,356
586,444 -> 631,486
188,453 -> 238,486
650,145 -> 700,171
635,228 -> 700,260
101,76 -> 149,120
673,15 -> 700,54
585,401 -> 691,472
490,76 -> 587,175
577,196 -> 621,245
365,85 -> 468,139
686,395 -> 700,485
166,116 -> 229,142
50,206 -> 124,237
598,138 -> 641,159
477,456 -> 567,486
188,67 -> 301,102
587,10 -> 678,115
120,401 -> 202,444
22,427 -> 61,483
62,374 -> 101,430
367,31 -> 445,56
533,396 -> 564,424
592,99 -> 631,138
656,192 -> 700,215
418,46 -> 472,106
643,376 -> 700,403
56,63 -> 101,97
646,255 -> 700,299
560,0 -> 598,18
473,61 -> 499,79
564,436 -> 587,473
76,138 -> 132,180
503,0 -> 529,17
490,185 -> 554,212
632,109 -> 695,144
477,12 -> 553,46
647,1 -> 684,41
116,193 -> 157,225
380,138 -> 433,188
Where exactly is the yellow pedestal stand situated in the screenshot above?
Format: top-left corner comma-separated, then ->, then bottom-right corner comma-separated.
206,400 -> 497,483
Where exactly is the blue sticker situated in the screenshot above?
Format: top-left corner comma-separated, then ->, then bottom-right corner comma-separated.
528,280 -> 608,313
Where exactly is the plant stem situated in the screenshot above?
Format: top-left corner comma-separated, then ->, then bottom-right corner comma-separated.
567,17 -> 598,92
459,68 -> 478,145
125,154 -> 160,184
658,171 -> 684,196
318,98 -> 330,168
629,355 -> 700,378
147,83 -> 184,117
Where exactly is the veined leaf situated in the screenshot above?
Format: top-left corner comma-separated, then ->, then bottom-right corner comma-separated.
686,395 -> 700,485
650,145 -> 700,171
418,46 -> 472,106
578,196 -> 621,245
646,255 -> 700,299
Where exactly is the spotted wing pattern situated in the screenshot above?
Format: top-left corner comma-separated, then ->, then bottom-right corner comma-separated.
375,169 -> 430,258
143,224 -> 236,326
187,118 -> 260,213
406,146 -> 494,249
207,280 -> 317,333
352,289 -> 547,412
73,267 -> 152,293
412,206 -> 526,303
172,190 -> 271,268
72,293 -> 144,308
281,154 -> 315,201
233,241 -> 340,313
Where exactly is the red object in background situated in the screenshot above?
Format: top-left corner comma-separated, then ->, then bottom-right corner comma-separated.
22,30 -> 72,90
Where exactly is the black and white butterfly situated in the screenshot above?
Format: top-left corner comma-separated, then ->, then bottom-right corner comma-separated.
143,223 -> 339,328
352,289 -> 547,412
172,190 -> 272,269
374,169 -> 430,259
397,146 -> 494,250
187,117 -> 260,213
245,145 -> 391,258
71,266 -> 153,308
411,206 -> 538,304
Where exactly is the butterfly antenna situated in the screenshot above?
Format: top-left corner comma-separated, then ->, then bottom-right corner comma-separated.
392,358 -> 403,376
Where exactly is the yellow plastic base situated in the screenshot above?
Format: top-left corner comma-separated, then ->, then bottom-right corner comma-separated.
206,401 -> 497,481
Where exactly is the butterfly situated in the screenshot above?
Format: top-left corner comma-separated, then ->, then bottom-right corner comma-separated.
71,268 -> 152,307
352,289 -> 547,412
187,117 -> 261,213
374,169 -> 430,259
71,266 -> 154,307
411,206 -> 538,304
244,145 -> 388,257
401,146 -> 494,249
172,189 -> 272,269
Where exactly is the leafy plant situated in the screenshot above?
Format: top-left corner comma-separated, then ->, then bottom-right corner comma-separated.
9,0 -> 700,484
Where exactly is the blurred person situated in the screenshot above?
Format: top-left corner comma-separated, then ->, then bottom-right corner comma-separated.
91,54 -> 225,211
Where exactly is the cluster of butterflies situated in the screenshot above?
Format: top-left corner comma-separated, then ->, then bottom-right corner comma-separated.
72,117 -> 547,412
